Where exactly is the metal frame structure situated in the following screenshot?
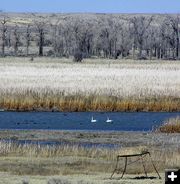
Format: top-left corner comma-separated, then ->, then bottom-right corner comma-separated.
110,151 -> 161,179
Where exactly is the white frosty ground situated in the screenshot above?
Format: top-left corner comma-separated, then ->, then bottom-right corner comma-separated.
0,58 -> 180,99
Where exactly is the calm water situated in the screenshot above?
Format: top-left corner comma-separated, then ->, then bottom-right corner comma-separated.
0,112 -> 180,131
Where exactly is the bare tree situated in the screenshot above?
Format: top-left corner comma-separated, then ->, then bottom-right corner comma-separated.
34,18 -> 46,56
0,16 -> 8,57
0,14 -> 179,60
165,15 -> 180,59
63,21 -> 72,57
78,22 -> 94,57
130,16 -> 153,59
25,24 -> 31,56
50,20 -> 59,57
117,21 -> 131,59
12,25 -> 21,56
98,16 -> 114,58
145,25 -> 158,60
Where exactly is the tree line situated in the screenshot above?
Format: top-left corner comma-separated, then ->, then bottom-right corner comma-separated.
0,13 -> 180,60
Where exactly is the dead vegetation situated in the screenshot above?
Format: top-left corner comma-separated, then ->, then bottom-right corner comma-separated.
157,116 -> 180,133
0,140 -> 179,176
0,58 -> 180,112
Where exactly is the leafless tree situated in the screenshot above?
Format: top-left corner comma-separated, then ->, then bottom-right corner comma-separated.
34,18 -> 46,56
0,14 -> 179,60
12,25 -> 21,56
0,16 -> 8,57
165,15 -> 180,59
25,24 -> 31,56
130,16 -> 153,59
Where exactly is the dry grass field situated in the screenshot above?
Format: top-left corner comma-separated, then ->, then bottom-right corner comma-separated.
0,57 -> 180,112
0,141 -> 174,184
0,130 -> 179,183
0,140 -> 176,184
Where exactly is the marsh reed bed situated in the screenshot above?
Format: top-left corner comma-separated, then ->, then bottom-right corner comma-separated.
0,58 -> 180,112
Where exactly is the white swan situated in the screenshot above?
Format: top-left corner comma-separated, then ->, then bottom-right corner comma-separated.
91,116 -> 97,123
106,117 -> 113,123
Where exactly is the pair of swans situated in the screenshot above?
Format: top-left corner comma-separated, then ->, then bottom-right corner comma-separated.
91,116 -> 113,123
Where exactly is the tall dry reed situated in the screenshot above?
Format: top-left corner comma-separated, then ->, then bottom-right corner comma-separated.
0,58 -> 180,111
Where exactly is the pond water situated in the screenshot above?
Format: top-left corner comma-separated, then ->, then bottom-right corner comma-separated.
0,111 -> 180,131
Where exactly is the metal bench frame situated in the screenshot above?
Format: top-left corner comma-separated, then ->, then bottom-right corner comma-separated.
110,151 -> 161,179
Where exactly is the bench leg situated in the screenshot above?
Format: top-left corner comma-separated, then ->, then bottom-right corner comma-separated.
148,153 -> 161,179
141,155 -> 148,177
110,156 -> 119,179
121,157 -> 128,178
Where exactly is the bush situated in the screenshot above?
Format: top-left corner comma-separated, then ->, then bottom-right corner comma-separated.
73,51 -> 83,62
157,116 -> 180,133
137,53 -> 147,60
46,50 -> 54,57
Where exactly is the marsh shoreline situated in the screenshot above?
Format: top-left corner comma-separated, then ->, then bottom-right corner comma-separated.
0,130 -> 179,148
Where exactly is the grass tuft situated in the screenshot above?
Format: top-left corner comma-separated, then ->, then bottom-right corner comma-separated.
157,116 -> 180,133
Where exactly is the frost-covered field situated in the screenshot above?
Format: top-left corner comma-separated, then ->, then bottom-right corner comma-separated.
0,58 -> 180,99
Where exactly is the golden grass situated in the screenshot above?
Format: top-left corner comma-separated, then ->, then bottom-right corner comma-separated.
157,116 -> 180,133
1,94 -> 180,112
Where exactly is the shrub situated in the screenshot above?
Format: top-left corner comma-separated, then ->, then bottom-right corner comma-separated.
73,51 -> 83,62
137,53 -> 147,60
46,50 -> 54,57
157,116 -> 180,133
